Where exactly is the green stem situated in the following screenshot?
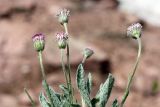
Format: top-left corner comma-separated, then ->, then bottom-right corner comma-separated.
60,49 -> 69,90
82,57 -> 86,64
120,38 -> 142,107
64,23 -> 68,34
67,44 -> 73,103
63,22 -> 74,104
38,51 -> 46,80
38,51 -> 54,107
24,88 -> 36,107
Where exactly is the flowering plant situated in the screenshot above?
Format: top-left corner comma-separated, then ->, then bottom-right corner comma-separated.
25,9 -> 142,107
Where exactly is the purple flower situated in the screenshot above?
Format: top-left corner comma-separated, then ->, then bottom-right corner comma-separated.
32,33 -> 45,42
32,33 -> 45,52
56,8 -> 70,25
56,32 -> 68,49
127,23 -> 142,39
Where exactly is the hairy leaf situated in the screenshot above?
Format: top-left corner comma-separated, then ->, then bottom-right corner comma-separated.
61,99 -> 70,107
112,99 -> 119,107
71,104 -> 81,107
39,92 -> 51,107
76,64 -> 92,107
49,86 -> 62,107
86,72 -> 92,94
91,98 -> 99,107
59,84 -> 69,95
96,73 -> 115,107
59,84 -> 70,101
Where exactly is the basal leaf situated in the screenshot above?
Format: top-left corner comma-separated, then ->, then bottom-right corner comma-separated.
39,92 -> 51,107
71,104 -> 81,107
91,98 -> 99,107
86,72 -> 92,94
49,86 -> 62,107
96,73 -> 115,107
61,99 -> 70,107
59,84 -> 69,95
76,64 -> 92,107
59,84 -> 70,101
112,99 -> 119,107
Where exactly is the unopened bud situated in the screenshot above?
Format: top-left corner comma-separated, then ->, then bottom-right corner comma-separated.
56,8 -> 70,25
32,33 -> 45,52
56,32 -> 68,49
127,23 -> 142,39
83,48 -> 94,59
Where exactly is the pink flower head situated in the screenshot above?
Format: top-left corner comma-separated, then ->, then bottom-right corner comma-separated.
32,33 -> 45,42
56,32 -> 68,41
56,32 -> 68,49
127,23 -> 142,39
32,33 -> 45,52
56,8 -> 70,25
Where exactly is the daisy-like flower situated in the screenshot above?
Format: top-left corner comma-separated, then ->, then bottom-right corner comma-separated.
83,48 -> 94,59
127,23 -> 142,39
56,8 -> 70,25
32,33 -> 45,52
56,32 -> 68,49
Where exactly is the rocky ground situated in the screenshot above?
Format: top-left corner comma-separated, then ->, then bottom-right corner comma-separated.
0,0 -> 160,107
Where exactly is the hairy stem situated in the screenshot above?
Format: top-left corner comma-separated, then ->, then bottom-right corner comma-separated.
24,88 -> 36,107
38,51 -> 54,107
82,57 -> 86,64
120,38 -> 142,107
67,44 -> 73,103
64,23 -> 68,34
38,51 -> 46,80
63,22 -> 74,104
60,49 -> 69,90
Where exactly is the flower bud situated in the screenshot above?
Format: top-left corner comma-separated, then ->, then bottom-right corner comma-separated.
56,32 -> 68,49
127,23 -> 142,39
56,8 -> 70,25
83,48 -> 94,59
32,33 -> 45,52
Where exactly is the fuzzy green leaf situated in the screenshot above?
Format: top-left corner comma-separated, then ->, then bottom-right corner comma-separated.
61,100 -> 70,107
61,101 -> 80,107
71,104 -> 81,107
91,98 -> 99,107
59,84 -> 70,102
49,86 -> 62,107
76,64 -> 92,107
76,64 -> 85,89
112,99 -> 119,107
59,84 -> 69,95
96,73 -> 115,107
39,92 -> 51,107
86,72 -> 92,94
95,83 -> 103,99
